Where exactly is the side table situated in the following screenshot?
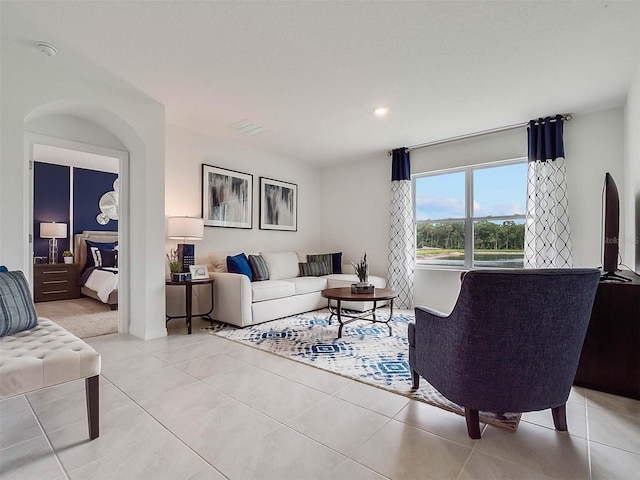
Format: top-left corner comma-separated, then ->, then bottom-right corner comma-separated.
165,278 -> 214,334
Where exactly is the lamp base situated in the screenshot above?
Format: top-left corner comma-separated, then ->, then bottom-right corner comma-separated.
177,244 -> 195,273
48,238 -> 59,264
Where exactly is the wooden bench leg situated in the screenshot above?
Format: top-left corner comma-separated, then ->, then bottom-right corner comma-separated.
85,375 -> 99,439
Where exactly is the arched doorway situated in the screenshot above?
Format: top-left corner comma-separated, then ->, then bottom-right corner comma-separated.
24,105 -> 134,334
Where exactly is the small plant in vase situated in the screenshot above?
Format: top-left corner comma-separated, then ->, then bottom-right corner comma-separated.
167,248 -> 182,279
352,252 -> 369,286
62,250 -> 74,264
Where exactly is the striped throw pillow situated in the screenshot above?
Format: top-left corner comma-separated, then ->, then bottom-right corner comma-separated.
307,254 -> 333,274
248,255 -> 270,281
299,261 -> 330,277
0,271 -> 38,337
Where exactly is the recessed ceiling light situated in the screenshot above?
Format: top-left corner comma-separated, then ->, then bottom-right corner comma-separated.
373,106 -> 389,117
36,42 -> 57,57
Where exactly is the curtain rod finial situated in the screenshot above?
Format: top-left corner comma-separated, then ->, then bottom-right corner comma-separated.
565,114 -> 572,121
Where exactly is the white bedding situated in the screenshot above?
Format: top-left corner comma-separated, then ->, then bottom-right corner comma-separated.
84,268 -> 118,303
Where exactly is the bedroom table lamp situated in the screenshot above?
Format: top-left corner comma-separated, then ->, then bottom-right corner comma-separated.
40,222 -> 67,264
167,216 -> 205,273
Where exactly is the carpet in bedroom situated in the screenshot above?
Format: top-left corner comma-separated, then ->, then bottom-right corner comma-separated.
34,297 -> 118,338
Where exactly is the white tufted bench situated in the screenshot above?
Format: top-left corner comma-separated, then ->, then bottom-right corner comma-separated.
0,318 -> 101,439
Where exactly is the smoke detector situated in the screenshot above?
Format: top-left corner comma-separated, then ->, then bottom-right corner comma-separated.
36,42 -> 57,57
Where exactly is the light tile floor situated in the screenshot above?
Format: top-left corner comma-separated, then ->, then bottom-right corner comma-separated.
1,316 -> 639,480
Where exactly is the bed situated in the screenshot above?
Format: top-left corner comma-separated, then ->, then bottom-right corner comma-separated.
74,230 -> 118,310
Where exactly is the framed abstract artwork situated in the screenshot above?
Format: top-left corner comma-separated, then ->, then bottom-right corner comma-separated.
259,177 -> 297,231
201,165 -> 253,229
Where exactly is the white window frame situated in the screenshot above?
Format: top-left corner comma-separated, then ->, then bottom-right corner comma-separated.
413,157 -> 527,269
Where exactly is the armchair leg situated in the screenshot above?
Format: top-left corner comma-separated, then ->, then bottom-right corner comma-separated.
551,403 -> 567,431
85,375 -> 99,439
411,370 -> 420,389
464,407 -> 481,439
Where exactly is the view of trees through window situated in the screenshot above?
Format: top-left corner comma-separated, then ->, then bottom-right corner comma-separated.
414,161 -> 527,268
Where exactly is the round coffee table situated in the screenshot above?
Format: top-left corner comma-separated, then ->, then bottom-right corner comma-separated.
320,287 -> 397,338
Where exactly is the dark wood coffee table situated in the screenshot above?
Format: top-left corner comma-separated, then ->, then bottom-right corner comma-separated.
320,287 -> 397,338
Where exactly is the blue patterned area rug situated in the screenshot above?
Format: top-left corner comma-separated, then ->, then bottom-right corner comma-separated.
203,309 -> 520,431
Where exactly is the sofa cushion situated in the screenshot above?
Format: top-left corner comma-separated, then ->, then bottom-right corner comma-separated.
0,271 -> 38,337
324,274 -> 387,289
227,253 -> 253,280
248,255 -> 269,281
260,252 -> 299,280
298,261 -> 329,277
286,276 -> 327,295
252,280 -> 295,302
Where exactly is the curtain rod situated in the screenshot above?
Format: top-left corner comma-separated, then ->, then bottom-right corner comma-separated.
387,114 -> 572,156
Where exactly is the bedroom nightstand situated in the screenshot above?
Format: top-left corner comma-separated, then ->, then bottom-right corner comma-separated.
33,263 -> 81,302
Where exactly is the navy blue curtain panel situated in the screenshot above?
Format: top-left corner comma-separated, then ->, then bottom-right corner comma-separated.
391,148 -> 410,181
528,114 -> 565,162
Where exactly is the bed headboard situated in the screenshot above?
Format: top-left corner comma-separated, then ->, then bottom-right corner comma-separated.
74,230 -> 118,270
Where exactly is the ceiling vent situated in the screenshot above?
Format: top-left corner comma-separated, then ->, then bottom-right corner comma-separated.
232,120 -> 269,136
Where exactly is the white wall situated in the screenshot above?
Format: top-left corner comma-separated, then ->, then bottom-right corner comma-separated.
624,55 -> 640,272
166,124 -> 324,256
26,114 -> 126,151
319,157 -> 390,278
322,108 -> 627,313
1,35 -> 167,340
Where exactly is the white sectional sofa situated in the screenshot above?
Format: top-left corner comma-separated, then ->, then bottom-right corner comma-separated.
204,251 -> 387,327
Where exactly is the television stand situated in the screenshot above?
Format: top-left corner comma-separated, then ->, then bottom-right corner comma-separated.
574,269 -> 640,399
600,271 -> 632,283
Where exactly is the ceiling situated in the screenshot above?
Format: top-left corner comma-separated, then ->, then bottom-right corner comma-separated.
2,1 -> 639,167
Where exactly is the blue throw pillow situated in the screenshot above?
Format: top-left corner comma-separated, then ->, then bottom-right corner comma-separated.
98,248 -> 118,268
332,252 -> 342,274
0,266 -> 8,273
85,240 -> 117,270
0,271 -> 38,337
227,253 -> 253,280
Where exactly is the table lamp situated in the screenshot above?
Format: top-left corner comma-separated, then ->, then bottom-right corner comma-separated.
167,216 -> 204,272
40,222 -> 67,264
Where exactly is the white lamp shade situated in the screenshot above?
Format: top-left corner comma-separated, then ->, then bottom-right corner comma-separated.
40,222 -> 67,239
167,217 -> 204,240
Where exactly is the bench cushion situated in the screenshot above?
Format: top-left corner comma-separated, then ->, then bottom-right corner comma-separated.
0,318 -> 101,399
0,271 -> 38,337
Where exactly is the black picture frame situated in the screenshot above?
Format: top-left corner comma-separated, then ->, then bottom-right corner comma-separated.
201,164 -> 253,229
259,177 -> 298,231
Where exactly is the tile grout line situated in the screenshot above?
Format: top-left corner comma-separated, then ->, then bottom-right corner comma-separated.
24,394 -> 70,480
96,374 -> 232,480
585,389 -> 593,480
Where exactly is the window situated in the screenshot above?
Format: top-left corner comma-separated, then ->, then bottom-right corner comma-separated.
414,160 -> 527,269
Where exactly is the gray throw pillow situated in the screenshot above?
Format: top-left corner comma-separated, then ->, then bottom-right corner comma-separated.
299,262 -> 330,277
307,254 -> 333,274
248,255 -> 270,281
0,271 -> 38,337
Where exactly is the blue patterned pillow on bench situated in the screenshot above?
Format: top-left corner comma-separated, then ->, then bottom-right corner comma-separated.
0,271 -> 38,337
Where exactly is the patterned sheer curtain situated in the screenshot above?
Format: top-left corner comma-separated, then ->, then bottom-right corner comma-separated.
388,148 -> 414,308
524,115 -> 573,268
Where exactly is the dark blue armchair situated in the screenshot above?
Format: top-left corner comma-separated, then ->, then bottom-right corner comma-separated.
408,268 -> 600,439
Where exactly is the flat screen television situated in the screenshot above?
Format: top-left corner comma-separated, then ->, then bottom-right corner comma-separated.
601,172 -> 629,282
